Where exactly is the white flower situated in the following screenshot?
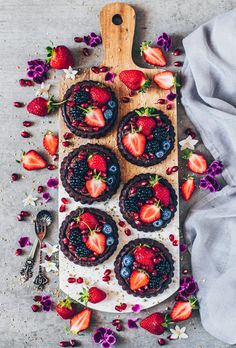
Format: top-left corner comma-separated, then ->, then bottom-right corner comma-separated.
64,66 -> 78,80
35,82 -> 51,99
41,242 -> 58,257
179,135 -> 198,151
170,325 -> 188,340
40,260 -> 58,272
23,194 -> 38,207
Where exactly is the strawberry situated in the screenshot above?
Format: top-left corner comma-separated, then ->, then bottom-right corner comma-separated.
183,150 -> 207,174
153,71 -> 180,90
79,106 -> 105,128
56,297 -> 77,320
90,86 -> 111,106
46,45 -> 74,69
27,97 -> 60,116
180,176 -> 195,201
137,116 -> 156,136
134,245 -> 156,272
20,150 -> 46,171
88,153 -> 107,172
43,131 -> 58,156
85,230 -> 106,254
85,174 -> 107,198
140,41 -> 166,67
130,269 -> 150,291
79,287 -> 106,305
122,130 -> 146,157
170,298 -> 198,322
150,175 -> 170,207
70,308 -> 92,334
140,203 -> 161,224
140,312 -> 165,335
119,70 -> 151,92
75,212 -> 99,230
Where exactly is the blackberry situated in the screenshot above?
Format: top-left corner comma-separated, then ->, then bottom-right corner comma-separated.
145,140 -> 160,154
74,90 -> 90,105
74,160 -> 88,176
135,186 -> 154,202
71,107 -> 84,121
155,260 -> 171,276
153,127 -> 168,141
75,244 -> 92,257
70,175 -> 85,190
69,228 -> 83,247
149,275 -> 162,289
124,196 -> 139,212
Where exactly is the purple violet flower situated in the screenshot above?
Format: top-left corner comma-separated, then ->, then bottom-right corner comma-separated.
176,276 -> 198,301
166,91 -> 177,101
156,32 -> 172,52
93,327 -> 116,348
105,72 -> 116,83
18,236 -> 30,248
40,295 -> 53,312
42,192 -> 51,203
131,304 -> 141,313
83,32 -> 102,47
200,175 -> 221,192
206,160 -> 224,177
128,318 -> 138,329
47,177 -> 59,189
27,59 -> 49,84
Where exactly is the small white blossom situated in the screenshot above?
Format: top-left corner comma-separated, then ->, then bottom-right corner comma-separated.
35,82 -> 51,99
41,242 -> 58,257
40,260 -> 58,273
170,325 -> 188,340
64,66 -> 78,80
179,135 -> 198,151
23,194 -> 38,207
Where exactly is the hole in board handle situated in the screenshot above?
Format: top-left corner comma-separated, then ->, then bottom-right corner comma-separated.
112,14 -> 123,25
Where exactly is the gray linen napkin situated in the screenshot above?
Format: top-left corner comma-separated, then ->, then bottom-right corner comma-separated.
181,8 -> 236,345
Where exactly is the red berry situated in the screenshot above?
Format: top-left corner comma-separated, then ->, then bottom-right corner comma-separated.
62,141 -> 70,147
31,304 -> 40,312
67,277 -> 76,283
74,37 -> 83,43
33,295 -> 42,302
166,103 -> 172,110
11,173 -> 19,181
174,61 -> 182,67
19,79 -> 33,87
116,324 -> 122,331
21,131 -> 30,138
59,204 -> 66,212
102,275 -> 110,282
72,120 -> 79,127
158,338 -> 166,346
83,48 -> 89,56
99,66 -> 109,72
158,98 -> 165,105
37,185 -> 44,193
173,49 -> 181,56
61,197 -> 69,204
118,221 -> 126,227
166,167 -> 172,175
63,132 -> 73,140
172,165 -> 179,172
69,340 -> 77,347
45,255 -> 51,261
112,319 -> 121,326
77,277 -> 83,284
91,66 -> 100,74
173,240 -> 179,246
20,210 -> 30,217
169,234 -> 175,242
124,228 -> 131,236
104,269 -> 111,276
15,248 -> 22,256
58,342 -> 70,347
47,164 -> 57,170
14,101 -> 24,107
23,121 -> 33,127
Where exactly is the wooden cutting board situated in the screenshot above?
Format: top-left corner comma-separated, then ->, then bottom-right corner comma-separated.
59,2 -> 179,313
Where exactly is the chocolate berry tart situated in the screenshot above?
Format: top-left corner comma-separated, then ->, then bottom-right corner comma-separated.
117,107 -> 175,167
114,238 -> 174,298
61,144 -> 121,204
62,80 -> 118,138
119,173 -> 177,232
59,207 -> 118,266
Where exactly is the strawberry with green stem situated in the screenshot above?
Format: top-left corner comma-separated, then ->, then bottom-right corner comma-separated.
170,297 -> 199,321
79,287 -> 107,305
153,71 -> 181,90
140,41 -> 166,67
85,171 -> 107,198
119,70 -> 151,93
140,312 -> 173,335
56,297 -> 77,320
46,45 -> 74,69
27,97 -> 66,116
78,106 -> 105,128
135,107 -> 159,136
183,149 -> 207,174
18,150 -> 47,171
149,175 -> 170,207
74,211 -> 99,230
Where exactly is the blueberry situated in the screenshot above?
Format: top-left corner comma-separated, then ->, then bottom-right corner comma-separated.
107,176 -> 115,186
108,100 -> 117,108
122,254 -> 134,267
108,164 -> 118,173
155,150 -> 165,158
102,224 -> 113,235
162,140 -> 171,151
106,236 -> 115,246
153,219 -> 163,228
120,267 -> 131,279
162,208 -> 172,220
104,109 -> 113,120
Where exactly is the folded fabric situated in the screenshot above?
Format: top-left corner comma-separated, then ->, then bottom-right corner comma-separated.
181,8 -> 236,345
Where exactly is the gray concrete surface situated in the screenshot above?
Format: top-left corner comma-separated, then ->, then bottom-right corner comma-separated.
0,0 -> 235,347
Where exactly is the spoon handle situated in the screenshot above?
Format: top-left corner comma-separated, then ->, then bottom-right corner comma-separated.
33,242 -> 49,290
20,239 -> 39,282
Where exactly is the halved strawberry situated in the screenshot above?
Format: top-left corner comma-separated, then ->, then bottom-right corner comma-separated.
183,150 -> 207,174
140,41 -> 166,67
150,175 -> 170,207
85,174 -> 107,198
88,153 -> 107,172
20,150 -> 47,171
43,131 -> 58,156
119,70 -> 151,92
85,230 -> 106,254
130,269 -> 150,291
180,176 -> 195,201
134,245 -> 156,272
153,71 -> 180,90
70,308 -> 92,334
140,203 -> 161,224
90,86 -> 111,106
79,106 -> 105,128
170,298 -> 198,322
75,212 -> 99,230
79,287 -> 107,305
122,130 -> 146,157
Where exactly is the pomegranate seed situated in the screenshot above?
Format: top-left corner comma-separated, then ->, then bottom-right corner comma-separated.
173,239 -> 179,246
31,304 -> 40,312
158,98 -> 165,104
104,269 -> 111,276
67,277 -> 76,283
72,120 -> 79,127
190,131 -> 196,139
112,319 -> 121,326
69,340 -> 77,347
129,90 -> 136,97
174,61 -> 182,67
91,66 -> 100,74
82,236 -> 87,243
11,173 -> 19,181
135,220 -> 141,225
20,210 -> 29,217
77,277 -> 83,284
99,66 -> 109,72
157,120 -> 163,127
173,49 -> 181,56
37,185 -> 44,193
185,128 -> 193,136
63,132 -> 73,140
172,165 -> 179,172
83,48 -> 89,56
17,214 -> 24,221
118,221 -> 125,227
47,164 -> 56,170
133,212 -> 139,219
92,127 -> 99,132
102,275 -> 110,282
62,141 -> 70,147
59,204 -> 66,212
166,104 -> 172,110
74,86 -> 81,91
33,295 -> 42,302
121,303 -> 127,310
61,197 -> 69,204
19,79 -> 33,87
158,338 -> 166,346
69,244 -> 75,251
183,269 -> 189,274
23,121 -> 32,127
147,134 -> 154,140
58,342 -> 70,347
53,154 -> 59,161
101,105 -> 107,112
121,97 -> 130,103
45,255 -> 51,261
21,131 -> 30,138
169,234 -> 175,242
130,187 -> 136,194
74,36 -> 83,43
116,324 -> 122,331
63,238 -> 69,245
115,305 -> 122,312
14,101 -> 24,107
166,167 -> 172,175
15,248 -> 22,256
124,228 -> 131,236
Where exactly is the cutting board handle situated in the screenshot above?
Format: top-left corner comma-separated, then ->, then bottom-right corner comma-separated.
100,2 -> 136,67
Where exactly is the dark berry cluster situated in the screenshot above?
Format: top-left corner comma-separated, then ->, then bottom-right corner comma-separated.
70,175 -> 85,190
